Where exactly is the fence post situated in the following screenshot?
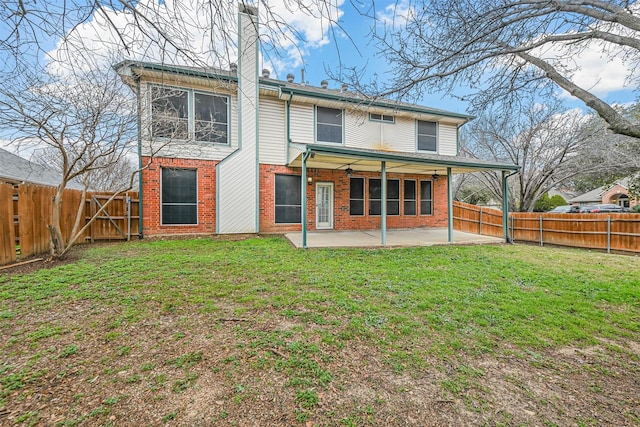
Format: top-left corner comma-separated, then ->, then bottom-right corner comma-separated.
607,215 -> 611,254
510,215 -> 515,242
127,195 -> 131,242
540,215 -> 543,247
479,207 -> 483,235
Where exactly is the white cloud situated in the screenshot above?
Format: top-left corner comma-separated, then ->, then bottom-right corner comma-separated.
46,0 -> 345,79
377,0 -> 412,29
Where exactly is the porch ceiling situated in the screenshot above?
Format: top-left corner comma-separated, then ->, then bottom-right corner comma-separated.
288,143 -> 520,175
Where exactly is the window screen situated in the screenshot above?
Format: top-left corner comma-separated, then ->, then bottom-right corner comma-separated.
161,168 -> 197,225
316,106 -> 343,144
194,93 -> 228,143
369,178 -> 381,215
387,179 -> 400,216
275,174 -> 302,223
420,180 -> 433,215
151,87 -> 189,139
417,120 -> 437,152
349,177 -> 364,216
404,180 -> 417,215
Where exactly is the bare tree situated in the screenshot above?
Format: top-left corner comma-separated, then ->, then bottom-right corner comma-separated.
365,0 -> 640,139
461,100 -> 599,212
0,67 -> 139,258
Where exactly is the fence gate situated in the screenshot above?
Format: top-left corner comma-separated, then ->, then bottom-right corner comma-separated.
88,194 -> 134,242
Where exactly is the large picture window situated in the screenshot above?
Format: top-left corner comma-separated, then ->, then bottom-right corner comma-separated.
275,174 -> 302,224
161,168 -> 197,225
420,180 -> 433,215
350,177 -> 365,216
151,86 -> 229,144
417,120 -> 437,152
404,180 -> 417,215
316,106 -> 343,144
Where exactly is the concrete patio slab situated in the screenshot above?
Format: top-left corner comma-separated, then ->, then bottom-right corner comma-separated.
285,228 -> 504,249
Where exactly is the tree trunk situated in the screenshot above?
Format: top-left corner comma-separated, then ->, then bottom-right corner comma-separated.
49,187 -> 66,259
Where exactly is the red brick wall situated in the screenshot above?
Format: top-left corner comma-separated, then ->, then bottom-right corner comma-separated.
141,156 -> 217,236
259,164 -> 448,233
141,159 -> 450,236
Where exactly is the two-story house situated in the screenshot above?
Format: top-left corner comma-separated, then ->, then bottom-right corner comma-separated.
115,5 -> 519,247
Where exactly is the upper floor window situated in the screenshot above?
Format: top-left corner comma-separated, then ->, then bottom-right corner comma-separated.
151,87 -> 189,140
151,85 -> 229,144
370,113 -> 395,124
417,120 -> 437,152
194,93 -> 229,143
316,106 -> 343,144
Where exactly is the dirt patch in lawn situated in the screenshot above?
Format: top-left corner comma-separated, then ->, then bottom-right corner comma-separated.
1,303 -> 639,427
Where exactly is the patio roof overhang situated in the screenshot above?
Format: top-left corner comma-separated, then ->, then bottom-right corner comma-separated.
288,143 -> 520,175
289,143 -> 520,249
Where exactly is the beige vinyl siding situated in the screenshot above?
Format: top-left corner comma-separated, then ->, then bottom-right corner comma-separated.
289,104 -> 314,144
259,99 -> 287,165
217,9 -> 258,233
438,123 -> 458,156
345,113 -> 415,152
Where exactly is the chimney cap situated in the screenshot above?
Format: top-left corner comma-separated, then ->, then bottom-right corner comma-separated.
262,68 -> 271,78
229,63 -> 238,74
286,73 -> 295,83
320,80 -> 328,89
341,83 -> 348,92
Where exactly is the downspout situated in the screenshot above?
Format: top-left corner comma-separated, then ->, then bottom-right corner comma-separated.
502,170 -> 518,243
447,167 -> 453,242
284,89 -> 293,163
136,78 -> 143,239
301,149 -> 312,248
381,161 -> 387,245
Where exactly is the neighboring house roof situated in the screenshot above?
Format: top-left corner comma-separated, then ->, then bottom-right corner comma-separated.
569,177 -> 634,204
569,186 -> 606,204
0,148 -> 85,190
114,60 -> 474,124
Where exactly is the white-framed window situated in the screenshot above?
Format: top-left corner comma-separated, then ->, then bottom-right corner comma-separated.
368,178 -> 400,216
349,177 -> 365,216
161,168 -> 198,225
420,180 -> 433,215
370,113 -> 395,124
275,174 -> 302,224
150,85 -> 230,144
417,120 -> 437,152
404,180 -> 417,216
316,106 -> 343,144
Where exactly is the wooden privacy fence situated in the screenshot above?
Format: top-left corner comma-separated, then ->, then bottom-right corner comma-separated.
0,183 -> 139,266
453,201 -> 640,253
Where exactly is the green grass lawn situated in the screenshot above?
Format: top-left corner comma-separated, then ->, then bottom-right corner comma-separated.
1,237 -> 639,426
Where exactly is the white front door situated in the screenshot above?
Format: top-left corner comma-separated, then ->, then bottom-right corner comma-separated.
316,182 -> 334,229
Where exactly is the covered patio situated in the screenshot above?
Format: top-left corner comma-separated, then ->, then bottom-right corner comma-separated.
285,228 -> 504,249
289,143 -> 520,248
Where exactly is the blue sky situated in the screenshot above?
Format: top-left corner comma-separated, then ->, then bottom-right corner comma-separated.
2,0 -> 638,125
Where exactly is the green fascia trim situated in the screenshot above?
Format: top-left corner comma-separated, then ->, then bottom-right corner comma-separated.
295,143 -> 520,172
280,86 -> 474,122
114,60 -> 240,84
114,60 -> 473,123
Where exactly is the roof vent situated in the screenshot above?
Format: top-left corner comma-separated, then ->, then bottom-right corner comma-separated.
262,68 -> 270,79
341,83 -> 348,92
230,63 -> 238,74
287,73 -> 295,83
321,80 -> 328,89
